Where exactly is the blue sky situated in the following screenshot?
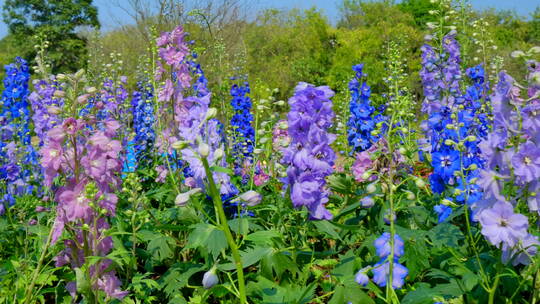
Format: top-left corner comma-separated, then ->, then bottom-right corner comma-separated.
0,0 -> 538,38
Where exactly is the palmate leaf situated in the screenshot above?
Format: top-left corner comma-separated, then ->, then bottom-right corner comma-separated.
185,223 -> 228,257
139,230 -> 175,262
219,246 -> 273,271
160,263 -> 205,298
329,283 -> 375,304
247,276 -> 317,304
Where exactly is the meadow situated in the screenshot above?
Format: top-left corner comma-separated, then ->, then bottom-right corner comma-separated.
0,0 -> 539,303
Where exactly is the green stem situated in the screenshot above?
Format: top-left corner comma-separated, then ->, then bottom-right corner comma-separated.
24,224 -> 54,304
201,157 -> 247,304
488,275 -> 500,304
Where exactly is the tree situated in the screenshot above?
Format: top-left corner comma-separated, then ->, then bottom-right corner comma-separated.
2,0 -> 100,73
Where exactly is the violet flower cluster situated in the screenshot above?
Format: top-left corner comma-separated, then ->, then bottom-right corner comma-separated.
41,113 -> 127,299
282,82 -> 336,220
474,61 -> 540,265
0,57 -> 40,213
347,64 -> 385,152
28,76 -> 64,146
155,26 -> 235,196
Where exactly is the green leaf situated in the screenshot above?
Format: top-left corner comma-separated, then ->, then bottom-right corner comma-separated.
228,217 -> 250,235
186,223 -> 228,257
219,246 -> 273,271
401,283 -> 440,304
160,263 -> 204,297
147,234 -> 175,262
327,174 -> 354,194
312,221 -> 342,240
402,237 -> 430,280
245,230 -> 281,246
428,223 -> 464,249
75,268 -> 90,294
210,166 -> 234,175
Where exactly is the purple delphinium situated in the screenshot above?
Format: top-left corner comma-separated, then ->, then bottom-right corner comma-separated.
154,26 -> 235,197
281,82 -> 336,220
479,200 -> 528,248
41,82 -> 127,299
28,76 -> 64,146
511,141 -> 540,184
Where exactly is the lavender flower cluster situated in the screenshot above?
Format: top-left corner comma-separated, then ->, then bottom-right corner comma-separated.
282,82 -> 336,220
474,61 -> 540,265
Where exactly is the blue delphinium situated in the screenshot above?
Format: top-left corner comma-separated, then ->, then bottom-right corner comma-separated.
0,57 -> 40,213
230,80 -> 255,170
347,64 -> 386,153
355,232 -> 408,289
131,80 -> 155,167
420,33 -> 487,222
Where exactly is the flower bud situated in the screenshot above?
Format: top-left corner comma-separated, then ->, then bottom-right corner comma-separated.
415,178 -> 426,188
175,188 -> 202,206
529,46 -> 540,54
47,106 -> 62,115
198,143 -> 210,157
237,190 -> 262,206
406,191 -> 415,200
86,87 -> 97,94
360,196 -> 374,208
466,135 -> 477,142
355,268 -> 370,286
361,171 -> 371,180
56,73 -> 66,80
214,148 -> 224,160
74,69 -> 85,79
205,108 -> 217,121
398,147 -> 406,155
444,139 -> 455,146
172,141 -> 189,150
366,183 -> 377,193
53,90 -> 65,98
202,269 -> 219,289
77,94 -> 88,104
511,50 -> 525,58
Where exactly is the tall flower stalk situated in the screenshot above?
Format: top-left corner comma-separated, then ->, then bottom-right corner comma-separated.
153,26 -> 247,302
40,71 -> 127,301
0,57 -> 40,213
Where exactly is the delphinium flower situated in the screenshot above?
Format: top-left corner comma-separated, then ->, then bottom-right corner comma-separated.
474,59 -> 540,265
0,57 -> 41,213
40,72 -> 127,300
28,76 -> 64,146
154,26 -> 235,197
347,64 -> 385,153
354,233 -> 408,289
419,32 -> 487,222
131,80 -> 155,167
229,80 -> 255,175
281,82 -> 336,220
